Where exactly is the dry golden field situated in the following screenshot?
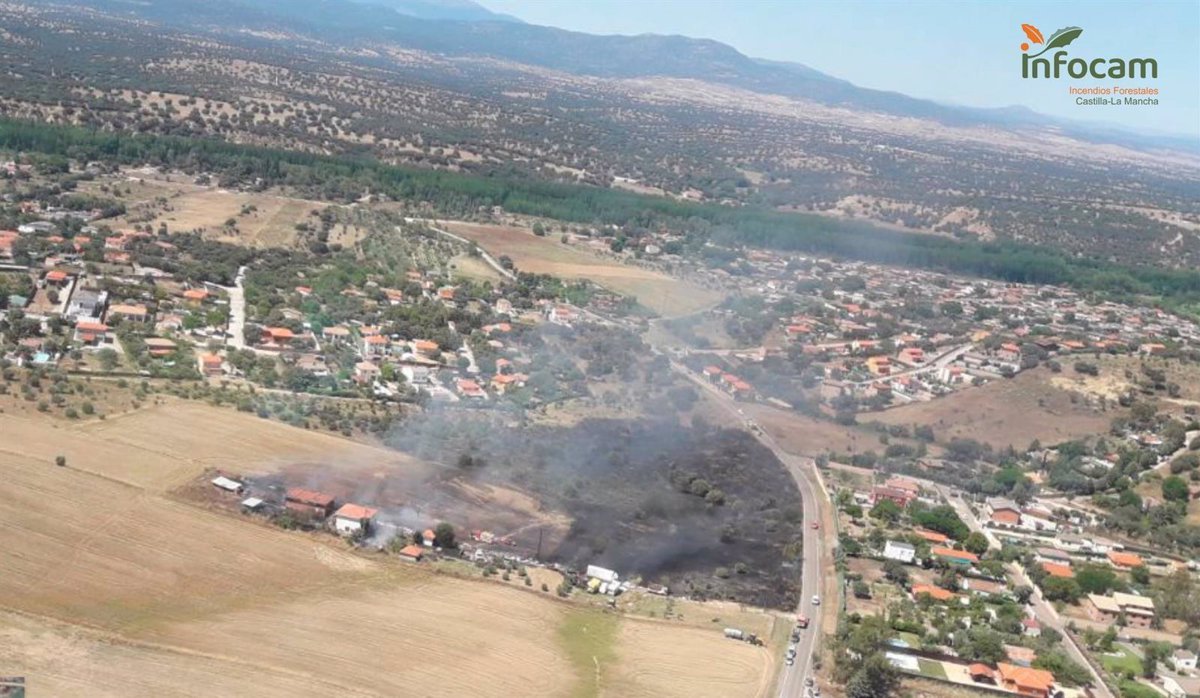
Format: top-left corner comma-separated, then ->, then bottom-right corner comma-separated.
873,367 -> 1119,450
0,401 -> 775,697
440,222 -> 723,316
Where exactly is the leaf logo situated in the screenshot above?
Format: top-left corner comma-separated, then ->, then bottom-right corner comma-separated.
1021,25 -> 1083,57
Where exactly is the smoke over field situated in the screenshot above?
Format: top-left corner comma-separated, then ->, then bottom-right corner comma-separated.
386,411 -> 805,609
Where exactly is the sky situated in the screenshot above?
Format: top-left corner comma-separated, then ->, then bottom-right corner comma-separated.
478,0 -> 1200,139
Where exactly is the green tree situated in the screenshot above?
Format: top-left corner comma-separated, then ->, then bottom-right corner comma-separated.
1032,651 -> 1091,687
963,532 -> 990,556
1041,576 -> 1081,603
1163,475 -> 1189,502
869,499 -> 901,524
845,653 -> 900,698
434,522 -> 456,548
97,347 -> 119,371
1075,564 -> 1119,595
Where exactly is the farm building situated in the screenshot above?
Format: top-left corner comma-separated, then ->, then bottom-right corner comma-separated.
586,565 -> 619,584
211,476 -> 244,493
883,540 -> 916,563
284,488 -> 335,518
397,544 -> 424,561
332,503 -> 378,536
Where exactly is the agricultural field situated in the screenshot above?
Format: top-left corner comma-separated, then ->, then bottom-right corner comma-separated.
439,222 -> 723,316
873,367 -> 1118,450
0,401 -> 775,697
83,174 -> 362,248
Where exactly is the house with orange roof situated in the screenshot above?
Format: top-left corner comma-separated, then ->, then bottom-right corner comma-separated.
261,326 -> 296,345
997,342 -> 1022,363
284,488 -> 335,518
1107,550 -> 1144,570
107,303 -> 149,323
414,339 -> 439,357
143,337 -> 178,358
871,485 -> 916,508
361,332 -> 390,357
967,664 -> 996,685
397,544 -> 424,561
44,269 -> 70,286
73,321 -> 111,346
0,230 -> 18,259
1041,562 -> 1074,579
996,662 -> 1056,698
457,378 -> 487,399
182,288 -> 209,304
865,355 -> 891,375
490,373 -> 528,394
931,547 -> 978,567
198,353 -> 224,376
332,503 -> 379,537
913,528 -> 950,545
911,584 -> 956,603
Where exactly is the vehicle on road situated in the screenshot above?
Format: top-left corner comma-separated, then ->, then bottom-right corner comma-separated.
786,656 -> 795,666
811,595 -> 820,606
796,614 -> 809,629
810,521 -> 819,529
804,677 -> 814,687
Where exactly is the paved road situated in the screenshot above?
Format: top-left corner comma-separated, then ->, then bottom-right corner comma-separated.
667,358 -> 828,696
224,265 -> 248,351
937,485 -> 1114,698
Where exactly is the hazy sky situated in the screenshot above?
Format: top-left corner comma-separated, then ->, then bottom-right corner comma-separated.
478,0 -> 1200,138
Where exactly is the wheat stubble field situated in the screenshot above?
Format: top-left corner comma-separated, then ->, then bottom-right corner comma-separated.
0,400 -> 771,697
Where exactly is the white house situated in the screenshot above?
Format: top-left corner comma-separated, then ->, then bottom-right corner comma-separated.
401,364 -> 432,384
1173,649 -> 1198,672
332,503 -> 378,537
883,540 -> 916,564
1158,670 -> 1200,698
1019,506 -> 1059,533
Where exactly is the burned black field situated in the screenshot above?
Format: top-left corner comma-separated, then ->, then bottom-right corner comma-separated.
389,414 -> 804,609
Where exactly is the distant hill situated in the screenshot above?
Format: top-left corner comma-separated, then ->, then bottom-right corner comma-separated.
4,0 -> 1197,267
82,0 -> 1188,150
348,0 -> 523,23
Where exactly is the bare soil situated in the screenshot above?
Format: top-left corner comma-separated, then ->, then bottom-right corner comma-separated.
873,368 -> 1118,450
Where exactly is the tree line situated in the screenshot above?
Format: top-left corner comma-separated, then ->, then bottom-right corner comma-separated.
4,118 -> 1199,308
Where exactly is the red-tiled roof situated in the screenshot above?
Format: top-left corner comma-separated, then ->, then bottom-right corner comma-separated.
334,503 -> 379,520
285,488 -> 334,507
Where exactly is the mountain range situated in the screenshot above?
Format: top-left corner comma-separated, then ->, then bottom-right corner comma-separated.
1,0 -> 1197,266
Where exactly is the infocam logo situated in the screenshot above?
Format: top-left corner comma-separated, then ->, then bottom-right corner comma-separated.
1019,24 -> 1157,79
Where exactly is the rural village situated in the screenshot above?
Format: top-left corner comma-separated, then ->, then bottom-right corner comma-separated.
3,155 -> 1200,698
